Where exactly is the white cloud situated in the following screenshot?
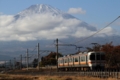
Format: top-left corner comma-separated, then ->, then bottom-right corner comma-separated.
0,15 -> 14,27
96,27 -> 117,37
0,13 -> 117,41
72,27 -> 95,38
68,8 -> 86,14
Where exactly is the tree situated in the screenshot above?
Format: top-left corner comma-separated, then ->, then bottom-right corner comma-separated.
32,58 -> 38,68
86,43 -> 101,51
100,42 -> 120,68
40,52 -> 63,66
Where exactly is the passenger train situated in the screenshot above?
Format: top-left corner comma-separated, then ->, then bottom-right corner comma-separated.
58,51 -> 105,71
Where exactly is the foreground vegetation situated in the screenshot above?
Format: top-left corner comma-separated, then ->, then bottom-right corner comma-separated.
0,74 -> 118,80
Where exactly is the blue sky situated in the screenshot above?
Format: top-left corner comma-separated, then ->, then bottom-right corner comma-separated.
0,0 -> 120,28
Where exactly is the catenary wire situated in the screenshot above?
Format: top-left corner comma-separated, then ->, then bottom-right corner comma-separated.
73,16 -> 120,44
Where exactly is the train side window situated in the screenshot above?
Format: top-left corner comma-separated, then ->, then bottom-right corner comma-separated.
75,57 -> 78,62
81,56 -> 85,62
59,60 -> 61,63
64,58 -> 68,63
90,53 -> 95,60
64,59 -> 66,63
58,60 -> 60,63
79,57 -> 80,62
69,58 -> 72,62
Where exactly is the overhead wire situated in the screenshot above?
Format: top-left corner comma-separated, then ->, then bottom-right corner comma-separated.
54,16 -> 120,53
73,16 -> 120,44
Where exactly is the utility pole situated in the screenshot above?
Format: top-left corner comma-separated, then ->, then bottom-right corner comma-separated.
91,43 -> 98,51
9,60 -> 11,69
26,49 -> 29,70
14,58 -> 16,70
77,47 -> 83,52
37,43 -> 40,70
56,38 -> 58,72
20,55 -> 22,70
5,61 -> 6,71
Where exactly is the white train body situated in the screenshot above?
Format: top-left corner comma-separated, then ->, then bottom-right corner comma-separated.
58,51 -> 105,71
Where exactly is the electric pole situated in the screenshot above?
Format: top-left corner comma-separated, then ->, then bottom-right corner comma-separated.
9,60 -> 11,69
77,47 -> 83,52
56,38 -> 58,72
91,43 -> 98,51
14,58 -> 16,70
5,61 -> 6,71
26,49 -> 29,70
38,43 -> 40,70
20,54 -> 22,70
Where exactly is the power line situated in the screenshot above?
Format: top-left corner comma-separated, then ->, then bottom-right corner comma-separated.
73,16 -> 120,44
29,46 -> 37,54
58,40 -> 68,44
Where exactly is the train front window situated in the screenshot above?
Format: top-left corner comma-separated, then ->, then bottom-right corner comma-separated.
90,53 -> 95,60
96,54 -> 100,60
101,54 -> 105,60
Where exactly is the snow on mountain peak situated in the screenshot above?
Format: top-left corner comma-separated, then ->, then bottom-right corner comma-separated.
14,4 -> 76,19
15,4 -> 62,17
26,4 -> 62,14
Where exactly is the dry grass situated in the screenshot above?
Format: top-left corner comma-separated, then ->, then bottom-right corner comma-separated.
0,74 -> 118,80
0,74 -> 34,80
38,75 -> 117,80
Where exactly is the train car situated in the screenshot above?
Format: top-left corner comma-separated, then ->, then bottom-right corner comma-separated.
58,51 -> 105,71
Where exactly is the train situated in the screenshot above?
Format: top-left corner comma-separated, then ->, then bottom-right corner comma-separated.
58,51 -> 105,71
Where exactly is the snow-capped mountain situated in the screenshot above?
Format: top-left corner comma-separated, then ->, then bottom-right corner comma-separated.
14,4 -> 96,31
14,4 -> 76,19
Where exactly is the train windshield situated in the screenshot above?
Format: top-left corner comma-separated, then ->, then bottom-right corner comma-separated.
90,53 -> 95,60
90,53 -> 105,60
96,53 -> 100,60
101,54 -> 105,60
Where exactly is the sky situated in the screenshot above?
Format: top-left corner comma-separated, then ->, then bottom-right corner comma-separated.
0,0 -> 120,27
0,0 -> 120,61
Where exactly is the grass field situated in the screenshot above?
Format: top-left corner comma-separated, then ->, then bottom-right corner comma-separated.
0,74 -> 117,80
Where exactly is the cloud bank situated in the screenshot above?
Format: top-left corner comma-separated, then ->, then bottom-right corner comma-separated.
0,13 -> 117,41
0,4 -> 118,42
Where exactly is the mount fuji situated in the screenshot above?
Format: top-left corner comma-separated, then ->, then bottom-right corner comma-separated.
14,4 -> 96,32
0,4 -> 118,44
14,4 -> 76,19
